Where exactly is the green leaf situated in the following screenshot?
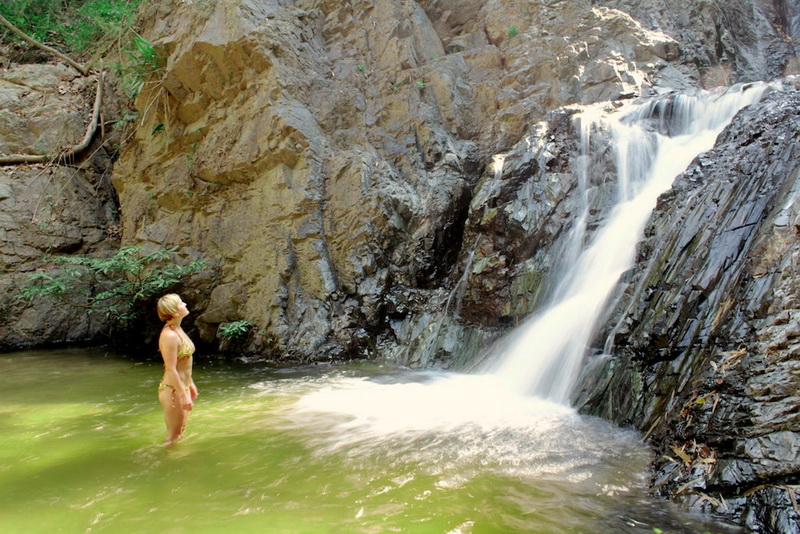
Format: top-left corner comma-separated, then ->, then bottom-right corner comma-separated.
219,320 -> 252,341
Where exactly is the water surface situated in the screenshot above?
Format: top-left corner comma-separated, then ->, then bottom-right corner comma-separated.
0,348 -> 740,533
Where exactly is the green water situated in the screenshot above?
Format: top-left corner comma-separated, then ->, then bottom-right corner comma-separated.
0,348 -> 739,534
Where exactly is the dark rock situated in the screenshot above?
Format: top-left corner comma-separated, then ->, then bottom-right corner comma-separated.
575,87 -> 800,531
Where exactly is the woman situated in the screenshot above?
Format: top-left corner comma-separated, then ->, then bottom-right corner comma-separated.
156,293 -> 198,445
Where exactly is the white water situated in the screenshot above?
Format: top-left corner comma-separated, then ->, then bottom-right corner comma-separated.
488,83 -> 771,404
283,369 -> 646,490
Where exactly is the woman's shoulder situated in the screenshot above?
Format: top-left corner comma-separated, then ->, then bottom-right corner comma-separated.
159,326 -> 180,344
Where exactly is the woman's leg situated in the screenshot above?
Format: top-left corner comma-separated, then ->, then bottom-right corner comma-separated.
158,386 -> 189,445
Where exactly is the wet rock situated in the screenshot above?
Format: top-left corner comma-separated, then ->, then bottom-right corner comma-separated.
574,86 -> 800,531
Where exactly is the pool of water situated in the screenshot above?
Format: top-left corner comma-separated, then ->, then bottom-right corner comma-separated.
0,347 -> 740,533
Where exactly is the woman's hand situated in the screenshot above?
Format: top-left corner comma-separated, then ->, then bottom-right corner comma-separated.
189,384 -> 199,401
181,393 -> 194,411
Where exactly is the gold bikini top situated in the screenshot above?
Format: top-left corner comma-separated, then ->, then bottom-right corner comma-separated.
165,324 -> 195,360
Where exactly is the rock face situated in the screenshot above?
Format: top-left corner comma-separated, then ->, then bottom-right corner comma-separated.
111,0 -> 695,358
108,0 -> 800,362
605,0 -> 799,84
0,63 -> 120,348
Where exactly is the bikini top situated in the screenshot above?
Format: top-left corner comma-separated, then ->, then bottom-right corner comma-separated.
177,339 -> 195,360
165,324 -> 195,360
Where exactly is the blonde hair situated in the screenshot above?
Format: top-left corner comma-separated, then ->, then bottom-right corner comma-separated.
157,293 -> 182,322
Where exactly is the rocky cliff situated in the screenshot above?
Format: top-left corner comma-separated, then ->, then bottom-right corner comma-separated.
0,62 -> 120,348
2,0 -> 799,529
110,0 -> 745,358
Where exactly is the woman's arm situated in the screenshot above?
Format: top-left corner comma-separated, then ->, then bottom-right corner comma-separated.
160,331 -> 193,411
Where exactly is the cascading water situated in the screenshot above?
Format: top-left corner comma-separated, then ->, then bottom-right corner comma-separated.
487,82 -> 771,404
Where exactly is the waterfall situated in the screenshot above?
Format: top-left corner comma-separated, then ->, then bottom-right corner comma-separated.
282,83 -> 773,475
487,83 -> 771,405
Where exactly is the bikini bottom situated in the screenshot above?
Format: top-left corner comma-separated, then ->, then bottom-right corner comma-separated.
158,381 -> 190,408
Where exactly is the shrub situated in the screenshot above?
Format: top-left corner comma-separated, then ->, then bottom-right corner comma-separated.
17,245 -> 204,326
218,320 -> 252,342
115,32 -> 164,97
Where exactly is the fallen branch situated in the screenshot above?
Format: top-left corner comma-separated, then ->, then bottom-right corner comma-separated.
0,71 -> 105,165
744,484 -> 800,512
0,14 -> 88,75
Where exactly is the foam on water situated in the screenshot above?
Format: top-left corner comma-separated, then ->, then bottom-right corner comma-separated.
293,372 -> 574,435
270,370 -> 645,486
